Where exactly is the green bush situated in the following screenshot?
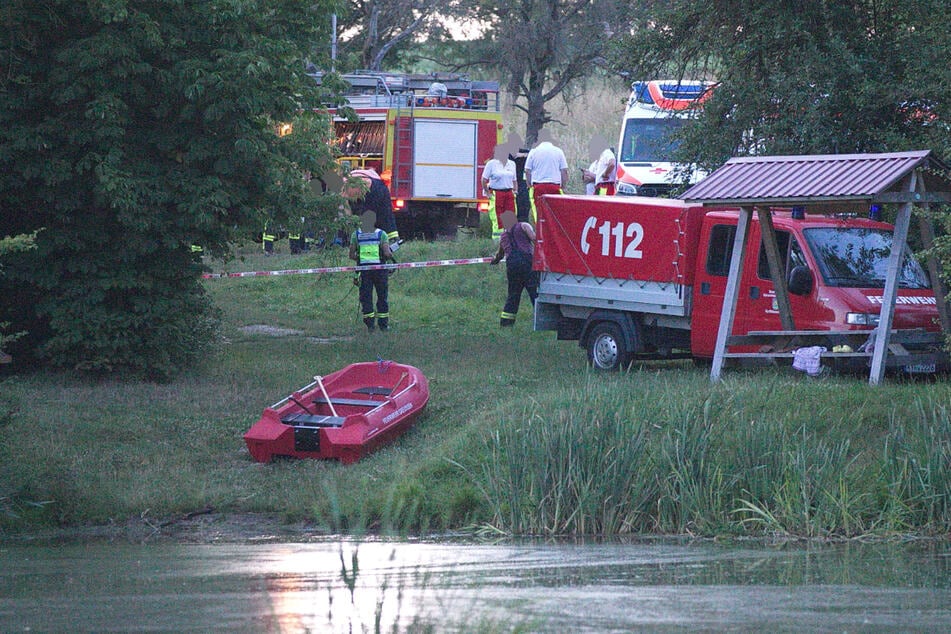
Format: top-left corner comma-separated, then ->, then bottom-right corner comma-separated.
0,1 -> 336,378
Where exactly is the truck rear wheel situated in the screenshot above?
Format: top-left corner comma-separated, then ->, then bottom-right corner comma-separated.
586,322 -> 630,371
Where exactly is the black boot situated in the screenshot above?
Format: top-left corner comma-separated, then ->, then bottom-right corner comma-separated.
364,317 -> 375,331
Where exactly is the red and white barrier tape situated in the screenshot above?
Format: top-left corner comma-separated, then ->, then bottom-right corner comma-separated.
202,257 -> 493,279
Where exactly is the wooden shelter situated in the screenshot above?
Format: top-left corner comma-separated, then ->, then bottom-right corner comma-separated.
679,150 -> 951,384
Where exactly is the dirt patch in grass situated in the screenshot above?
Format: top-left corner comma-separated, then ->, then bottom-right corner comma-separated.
239,324 -> 353,344
240,324 -> 305,337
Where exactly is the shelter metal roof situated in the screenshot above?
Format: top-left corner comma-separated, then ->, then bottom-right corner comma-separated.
680,150 -> 950,206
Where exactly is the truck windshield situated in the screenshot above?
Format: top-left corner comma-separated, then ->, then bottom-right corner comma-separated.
803,227 -> 930,289
619,118 -> 684,163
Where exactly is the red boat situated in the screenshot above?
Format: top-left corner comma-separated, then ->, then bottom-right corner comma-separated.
244,361 -> 429,464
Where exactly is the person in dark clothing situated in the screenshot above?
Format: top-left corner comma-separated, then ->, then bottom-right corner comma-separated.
349,211 -> 393,331
510,147 -> 532,223
348,168 -> 400,243
490,211 -> 539,327
262,221 -> 276,256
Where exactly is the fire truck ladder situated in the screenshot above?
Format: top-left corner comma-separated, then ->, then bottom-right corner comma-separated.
391,101 -> 414,195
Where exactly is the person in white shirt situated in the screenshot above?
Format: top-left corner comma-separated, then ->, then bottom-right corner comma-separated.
524,130 -> 568,219
582,159 -> 598,195
585,135 -> 617,195
482,139 -> 519,239
594,148 -> 616,195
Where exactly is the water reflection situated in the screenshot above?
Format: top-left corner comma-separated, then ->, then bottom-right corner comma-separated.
1,539 -> 949,632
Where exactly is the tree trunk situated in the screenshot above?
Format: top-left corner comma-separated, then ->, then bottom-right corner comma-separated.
524,69 -> 548,146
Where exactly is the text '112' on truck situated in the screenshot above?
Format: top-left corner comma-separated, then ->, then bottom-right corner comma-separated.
312,70 -> 502,239
533,194 -> 946,375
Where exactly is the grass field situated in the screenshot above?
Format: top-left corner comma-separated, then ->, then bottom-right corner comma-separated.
3,85 -> 950,539
2,234 -> 951,539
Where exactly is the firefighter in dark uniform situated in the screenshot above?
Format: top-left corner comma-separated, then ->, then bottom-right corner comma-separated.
510,147 -> 532,223
288,216 -> 306,254
349,211 -> 393,331
262,221 -> 276,256
349,168 -> 400,243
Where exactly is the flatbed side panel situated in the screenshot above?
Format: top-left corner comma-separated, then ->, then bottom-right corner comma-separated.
534,298 -> 563,332
534,195 -> 706,284
538,272 -> 689,317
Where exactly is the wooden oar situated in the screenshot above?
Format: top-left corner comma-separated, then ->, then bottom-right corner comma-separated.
314,375 -> 339,417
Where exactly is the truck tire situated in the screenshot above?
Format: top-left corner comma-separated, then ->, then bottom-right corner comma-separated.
586,322 -> 630,371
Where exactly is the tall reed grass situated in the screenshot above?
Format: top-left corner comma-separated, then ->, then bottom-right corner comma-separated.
468,371 -> 951,538
463,375 -> 654,535
880,400 -> 951,530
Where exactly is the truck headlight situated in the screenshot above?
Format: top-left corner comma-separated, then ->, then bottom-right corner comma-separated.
616,182 -> 638,196
846,312 -> 880,326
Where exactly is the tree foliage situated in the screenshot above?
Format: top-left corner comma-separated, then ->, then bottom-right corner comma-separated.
612,0 -> 951,321
334,0 -> 463,70
611,0 -> 951,170
469,0 -> 632,144
0,231 -> 36,361
0,0 -> 339,378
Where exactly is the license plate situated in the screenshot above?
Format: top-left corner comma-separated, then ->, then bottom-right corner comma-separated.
903,363 -> 936,374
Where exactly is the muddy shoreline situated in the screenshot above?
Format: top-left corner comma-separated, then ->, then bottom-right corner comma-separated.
0,511 -> 334,545
4,511 -> 946,547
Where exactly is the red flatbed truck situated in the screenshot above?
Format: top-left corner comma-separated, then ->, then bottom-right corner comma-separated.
314,70 -> 503,238
533,194 -> 945,373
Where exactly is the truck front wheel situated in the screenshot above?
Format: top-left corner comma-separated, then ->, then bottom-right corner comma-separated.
586,322 -> 630,371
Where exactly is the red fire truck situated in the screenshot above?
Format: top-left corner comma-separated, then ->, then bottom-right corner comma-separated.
314,70 -> 503,238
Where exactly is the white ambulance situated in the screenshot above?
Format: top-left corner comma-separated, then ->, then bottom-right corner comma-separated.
615,80 -> 713,197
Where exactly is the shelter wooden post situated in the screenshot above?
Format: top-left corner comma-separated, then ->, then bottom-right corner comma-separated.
710,206 -> 752,382
916,180 -> 951,333
756,206 -> 795,330
869,171 -> 918,385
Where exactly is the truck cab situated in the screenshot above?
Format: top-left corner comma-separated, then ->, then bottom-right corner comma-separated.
690,210 -> 939,358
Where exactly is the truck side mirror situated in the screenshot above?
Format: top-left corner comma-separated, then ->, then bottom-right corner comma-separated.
788,265 -> 814,296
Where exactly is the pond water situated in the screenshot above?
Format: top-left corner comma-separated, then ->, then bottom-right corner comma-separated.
2,538 -> 950,632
